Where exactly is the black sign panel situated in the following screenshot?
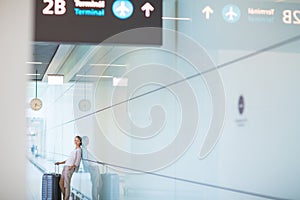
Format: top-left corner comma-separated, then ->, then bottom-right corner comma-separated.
35,0 -> 162,44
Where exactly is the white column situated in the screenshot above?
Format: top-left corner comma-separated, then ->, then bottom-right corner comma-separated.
0,0 -> 31,199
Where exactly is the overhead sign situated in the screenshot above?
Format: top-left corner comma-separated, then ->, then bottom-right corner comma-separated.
34,0 -> 162,44
196,1 -> 300,51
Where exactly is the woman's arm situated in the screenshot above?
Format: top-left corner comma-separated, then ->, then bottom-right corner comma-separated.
68,164 -> 76,170
55,161 -> 66,165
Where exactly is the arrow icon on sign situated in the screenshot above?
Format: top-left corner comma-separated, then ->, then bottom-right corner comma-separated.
141,2 -> 154,18
202,6 -> 213,20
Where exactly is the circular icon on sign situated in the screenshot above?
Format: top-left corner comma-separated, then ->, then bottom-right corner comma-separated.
222,4 -> 241,23
112,0 -> 134,20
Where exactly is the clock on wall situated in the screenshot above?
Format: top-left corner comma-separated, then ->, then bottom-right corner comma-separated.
30,98 -> 43,111
78,77 -> 91,112
78,99 -> 91,112
30,69 -> 43,111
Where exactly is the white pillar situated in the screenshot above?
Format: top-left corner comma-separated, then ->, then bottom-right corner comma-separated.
0,0 -> 31,199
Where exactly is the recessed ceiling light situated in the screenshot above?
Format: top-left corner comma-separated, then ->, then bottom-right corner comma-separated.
26,73 -> 41,76
26,62 -> 43,65
162,17 -> 192,21
76,74 -> 113,78
90,64 -> 127,67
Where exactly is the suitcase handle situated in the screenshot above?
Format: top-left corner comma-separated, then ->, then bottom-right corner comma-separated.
54,164 -> 59,174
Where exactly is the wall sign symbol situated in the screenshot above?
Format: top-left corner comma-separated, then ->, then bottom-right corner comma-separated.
112,0 -> 134,19
202,6 -> 214,20
141,2 -> 154,18
238,95 -> 245,115
222,4 -> 241,23
236,95 -> 247,127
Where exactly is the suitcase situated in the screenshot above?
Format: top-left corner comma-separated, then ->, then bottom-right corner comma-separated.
100,173 -> 120,200
42,165 -> 61,200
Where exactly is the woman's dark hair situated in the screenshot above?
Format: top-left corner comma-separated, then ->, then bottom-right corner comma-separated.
75,136 -> 82,146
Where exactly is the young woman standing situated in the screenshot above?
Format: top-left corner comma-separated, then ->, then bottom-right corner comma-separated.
55,136 -> 82,200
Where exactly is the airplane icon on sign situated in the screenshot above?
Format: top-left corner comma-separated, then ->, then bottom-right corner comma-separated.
116,1 -> 129,17
222,4 -> 241,23
112,0 -> 134,19
225,6 -> 237,21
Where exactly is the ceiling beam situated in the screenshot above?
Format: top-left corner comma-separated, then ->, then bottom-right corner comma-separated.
62,45 -> 114,83
42,44 -> 75,82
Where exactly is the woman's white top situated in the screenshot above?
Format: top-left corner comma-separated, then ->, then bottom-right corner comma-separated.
65,147 -> 82,171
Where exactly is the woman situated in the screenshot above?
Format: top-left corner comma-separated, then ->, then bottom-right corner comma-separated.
55,136 -> 82,200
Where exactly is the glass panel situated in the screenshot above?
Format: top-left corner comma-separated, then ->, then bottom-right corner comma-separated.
26,0 -> 300,199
